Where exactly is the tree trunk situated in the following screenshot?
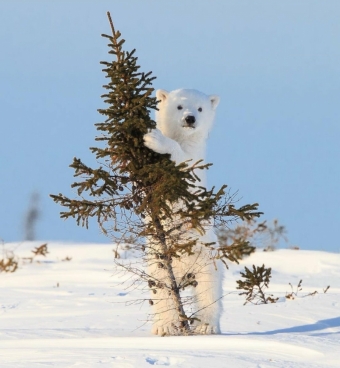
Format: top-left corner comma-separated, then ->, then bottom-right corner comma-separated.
153,217 -> 190,334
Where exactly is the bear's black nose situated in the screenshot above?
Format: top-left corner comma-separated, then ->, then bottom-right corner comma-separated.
185,115 -> 196,126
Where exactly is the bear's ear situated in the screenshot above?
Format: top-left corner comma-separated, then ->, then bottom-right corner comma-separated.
156,89 -> 169,103
209,95 -> 220,110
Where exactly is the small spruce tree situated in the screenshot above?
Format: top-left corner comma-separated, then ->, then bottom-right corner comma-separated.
51,13 -> 262,335
236,264 -> 278,305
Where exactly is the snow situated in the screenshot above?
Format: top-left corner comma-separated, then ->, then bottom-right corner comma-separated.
1,241 -> 339,367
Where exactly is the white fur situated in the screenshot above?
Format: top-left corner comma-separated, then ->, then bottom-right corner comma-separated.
144,89 -> 222,335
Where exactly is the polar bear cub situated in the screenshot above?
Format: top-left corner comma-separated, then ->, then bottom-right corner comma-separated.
144,89 -> 222,335
144,89 -> 219,185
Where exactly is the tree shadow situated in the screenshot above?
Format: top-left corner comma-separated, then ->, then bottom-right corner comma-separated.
244,317 -> 340,336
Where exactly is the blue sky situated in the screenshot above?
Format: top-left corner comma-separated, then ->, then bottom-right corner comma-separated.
1,1 -> 339,252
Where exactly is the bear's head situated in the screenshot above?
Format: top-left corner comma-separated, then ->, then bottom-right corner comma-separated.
155,89 -> 219,142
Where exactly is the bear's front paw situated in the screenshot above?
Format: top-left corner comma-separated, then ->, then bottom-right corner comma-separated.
144,129 -> 171,155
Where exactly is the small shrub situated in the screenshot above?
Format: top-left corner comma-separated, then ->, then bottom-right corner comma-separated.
0,252 -> 19,273
285,279 -> 303,300
285,280 -> 327,299
236,264 -> 278,305
23,243 -> 49,263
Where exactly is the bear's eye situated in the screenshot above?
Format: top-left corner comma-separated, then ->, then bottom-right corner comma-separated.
177,105 -> 183,110
198,107 -> 202,112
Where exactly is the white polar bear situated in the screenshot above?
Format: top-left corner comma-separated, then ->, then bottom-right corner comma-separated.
144,89 -> 223,335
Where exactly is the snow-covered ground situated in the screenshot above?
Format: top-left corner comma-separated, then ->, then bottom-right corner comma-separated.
1,241 -> 339,367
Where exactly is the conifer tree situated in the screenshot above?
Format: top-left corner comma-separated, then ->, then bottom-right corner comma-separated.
51,13 -> 262,335
236,264 -> 278,305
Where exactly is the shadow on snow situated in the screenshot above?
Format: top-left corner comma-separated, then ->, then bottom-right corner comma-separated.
225,317 -> 340,336
252,317 -> 339,335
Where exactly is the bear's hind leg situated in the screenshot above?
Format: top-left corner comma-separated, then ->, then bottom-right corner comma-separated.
191,262 -> 222,335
